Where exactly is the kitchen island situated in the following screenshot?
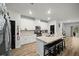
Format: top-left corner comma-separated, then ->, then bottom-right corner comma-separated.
36,35 -> 65,56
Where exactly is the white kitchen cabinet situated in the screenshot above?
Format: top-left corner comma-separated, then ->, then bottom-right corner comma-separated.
20,34 -> 36,45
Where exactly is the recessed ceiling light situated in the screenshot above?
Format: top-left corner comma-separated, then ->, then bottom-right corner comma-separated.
47,8 -> 51,14
29,10 -> 32,15
47,17 -> 50,20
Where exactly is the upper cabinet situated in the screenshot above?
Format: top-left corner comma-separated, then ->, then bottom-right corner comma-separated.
20,18 -> 48,30
20,18 -> 35,30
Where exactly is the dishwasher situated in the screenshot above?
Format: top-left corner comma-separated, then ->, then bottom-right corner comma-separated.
0,3 -> 11,56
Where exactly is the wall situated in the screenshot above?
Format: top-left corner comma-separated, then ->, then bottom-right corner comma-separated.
8,10 -> 21,48
48,20 -> 56,34
62,22 -> 79,36
48,20 -> 62,36
56,21 -> 63,36
62,24 -> 71,36
58,19 -> 79,36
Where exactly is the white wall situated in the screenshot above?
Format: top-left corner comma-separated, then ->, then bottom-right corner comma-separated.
56,21 -> 63,36
62,24 -> 71,36
48,20 -> 62,36
48,20 -> 56,34
63,22 -> 79,36
8,10 -> 21,48
58,19 -> 79,36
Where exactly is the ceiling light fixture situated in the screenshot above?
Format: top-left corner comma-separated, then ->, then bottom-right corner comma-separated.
47,17 -> 50,20
47,8 -> 51,14
29,10 -> 32,15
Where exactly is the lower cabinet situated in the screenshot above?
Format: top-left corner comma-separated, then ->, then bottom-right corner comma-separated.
20,35 -> 36,45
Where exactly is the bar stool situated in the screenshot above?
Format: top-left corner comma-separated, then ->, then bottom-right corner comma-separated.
50,45 -> 56,56
58,40 -> 63,54
59,40 -> 64,51
44,42 -> 56,56
55,39 -> 63,55
56,43 -> 61,54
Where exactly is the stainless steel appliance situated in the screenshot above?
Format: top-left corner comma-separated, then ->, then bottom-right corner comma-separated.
0,3 -> 11,56
34,26 -> 42,37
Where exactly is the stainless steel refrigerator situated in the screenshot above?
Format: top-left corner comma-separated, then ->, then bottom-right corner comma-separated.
0,3 -> 11,56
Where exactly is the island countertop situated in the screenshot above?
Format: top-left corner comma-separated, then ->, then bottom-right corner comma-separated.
37,35 -> 64,43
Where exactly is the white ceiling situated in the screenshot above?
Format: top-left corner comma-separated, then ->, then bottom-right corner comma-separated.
6,3 -> 79,21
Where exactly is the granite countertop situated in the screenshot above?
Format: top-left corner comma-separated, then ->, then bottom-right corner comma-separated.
37,35 -> 64,43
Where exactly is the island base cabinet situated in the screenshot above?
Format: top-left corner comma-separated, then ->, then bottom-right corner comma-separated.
36,39 -> 46,56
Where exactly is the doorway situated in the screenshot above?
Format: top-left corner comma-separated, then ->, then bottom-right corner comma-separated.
10,20 -> 15,49
50,25 -> 55,34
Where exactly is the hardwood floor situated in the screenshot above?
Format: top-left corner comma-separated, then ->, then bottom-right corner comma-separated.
11,42 -> 38,56
11,37 -> 79,56
61,37 -> 79,56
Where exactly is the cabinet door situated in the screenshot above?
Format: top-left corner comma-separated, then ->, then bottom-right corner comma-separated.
36,39 -> 45,56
